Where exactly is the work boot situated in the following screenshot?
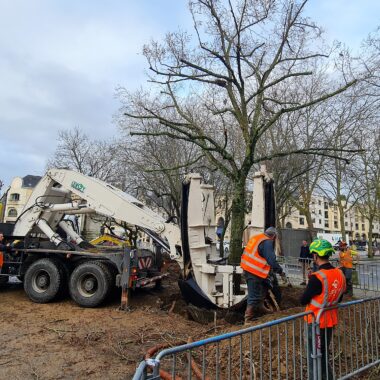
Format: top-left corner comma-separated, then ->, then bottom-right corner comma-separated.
244,305 -> 255,323
254,302 -> 272,316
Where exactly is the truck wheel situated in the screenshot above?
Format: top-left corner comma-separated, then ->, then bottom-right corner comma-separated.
69,261 -> 112,307
56,260 -> 71,298
24,259 -> 62,303
0,276 -> 9,286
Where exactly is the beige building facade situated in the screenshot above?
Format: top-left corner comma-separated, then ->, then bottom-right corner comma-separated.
283,194 -> 380,242
1,175 -> 41,223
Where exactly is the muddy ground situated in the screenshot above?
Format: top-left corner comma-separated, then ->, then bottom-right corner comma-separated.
0,265 -> 376,379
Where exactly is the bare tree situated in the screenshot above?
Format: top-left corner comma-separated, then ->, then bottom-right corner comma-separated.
355,129 -> 380,257
119,0 -> 358,262
317,86 -> 375,239
117,133 -> 205,219
47,127 -> 123,186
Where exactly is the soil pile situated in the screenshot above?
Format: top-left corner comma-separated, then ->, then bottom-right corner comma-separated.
1,262 -> 375,379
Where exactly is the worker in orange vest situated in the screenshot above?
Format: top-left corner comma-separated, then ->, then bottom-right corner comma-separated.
301,239 -> 346,380
241,227 -> 286,322
0,232 -> 7,270
339,241 -> 356,296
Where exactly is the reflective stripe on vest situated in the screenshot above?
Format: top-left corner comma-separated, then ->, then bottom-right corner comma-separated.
240,233 -> 271,278
305,268 -> 346,328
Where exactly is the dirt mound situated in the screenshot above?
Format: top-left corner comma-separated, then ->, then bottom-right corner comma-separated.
0,262 -> 312,379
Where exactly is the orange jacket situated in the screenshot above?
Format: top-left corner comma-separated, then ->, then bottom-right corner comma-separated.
240,233 -> 271,279
305,268 -> 346,328
339,250 -> 353,269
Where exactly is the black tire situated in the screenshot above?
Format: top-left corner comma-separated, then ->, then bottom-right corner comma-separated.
69,261 -> 112,307
24,259 -> 63,303
55,260 -> 71,298
0,276 -> 9,286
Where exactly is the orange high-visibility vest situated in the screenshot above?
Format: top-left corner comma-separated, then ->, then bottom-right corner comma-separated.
305,268 -> 346,328
240,233 -> 271,279
339,250 -> 353,269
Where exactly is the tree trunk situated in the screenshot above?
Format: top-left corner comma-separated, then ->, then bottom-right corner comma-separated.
368,218 -> 373,258
338,203 -> 346,240
305,210 -> 315,242
228,178 -> 246,265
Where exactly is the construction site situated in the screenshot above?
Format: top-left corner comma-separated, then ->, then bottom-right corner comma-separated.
1,1 -> 380,379
1,259 -> 379,379
0,168 -> 379,380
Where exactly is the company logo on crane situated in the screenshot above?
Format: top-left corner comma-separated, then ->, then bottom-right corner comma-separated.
71,181 -> 86,193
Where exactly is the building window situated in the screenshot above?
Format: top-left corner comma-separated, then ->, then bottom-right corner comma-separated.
324,202 -> 328,209
324,211 -> 328,218
319,219 -> 322,224
362,224 -> 365,230
10,193 -> 20,201
325,222 -> 329,228
318,210 -> 322,215
334,221 -> 338,228
299,218 -> 305,225
8,208 -> 18,217
318,200 -> 322,206
345,222 -> 348,226
355,223 -> 359,230
285,222 -> 292,229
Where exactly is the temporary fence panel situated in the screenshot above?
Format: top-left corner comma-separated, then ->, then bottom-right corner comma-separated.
133,297 -> 380,380
133,311 -> 316,380
279,256 -> 380,293
353,263 -> 380,292
318,297 -> 380,380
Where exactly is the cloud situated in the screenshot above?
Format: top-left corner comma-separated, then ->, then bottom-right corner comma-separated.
0,0 -> 377,187
0,1 -> 192,186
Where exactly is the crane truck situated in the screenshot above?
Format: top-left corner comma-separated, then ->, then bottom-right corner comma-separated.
0,168 -> 277,310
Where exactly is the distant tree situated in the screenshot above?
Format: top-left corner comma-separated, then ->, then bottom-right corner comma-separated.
47,127 -> 123,187
117,133 -> 205,219
119,0 -> 358,263
318,86 -> 373,239
355,131 -> 380,257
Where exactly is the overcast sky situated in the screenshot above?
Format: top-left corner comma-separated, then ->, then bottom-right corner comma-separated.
0,0 -> 379,188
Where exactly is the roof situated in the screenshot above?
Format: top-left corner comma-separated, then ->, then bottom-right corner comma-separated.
22,175 -> 41,188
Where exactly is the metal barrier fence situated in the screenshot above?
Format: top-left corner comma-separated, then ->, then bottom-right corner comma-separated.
278,256 -> 380,293
132,297 -> 380,380
317,297 -> 380,380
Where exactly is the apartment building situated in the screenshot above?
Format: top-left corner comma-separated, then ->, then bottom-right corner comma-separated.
1,175 -> 41,223
283,195 -> 380,242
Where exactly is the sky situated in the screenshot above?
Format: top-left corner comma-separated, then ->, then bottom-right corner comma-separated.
0,0 -> 379,188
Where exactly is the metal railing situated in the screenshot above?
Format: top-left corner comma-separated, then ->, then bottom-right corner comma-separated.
132,297 -> 380,380
317,297 -> 380,380
133,311 -> 315,380
279,256 -> 380,293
